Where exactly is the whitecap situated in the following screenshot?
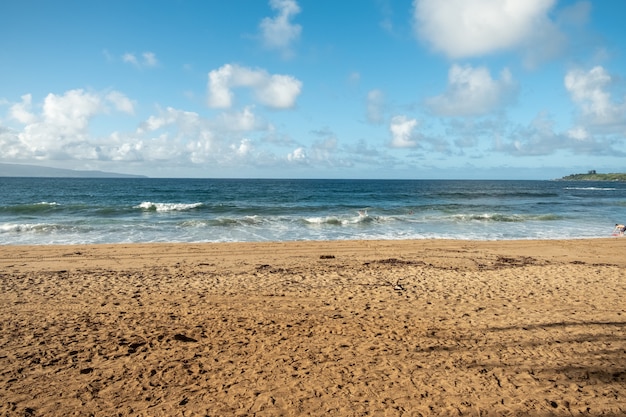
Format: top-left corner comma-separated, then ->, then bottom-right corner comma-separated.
136,202 -> 203,212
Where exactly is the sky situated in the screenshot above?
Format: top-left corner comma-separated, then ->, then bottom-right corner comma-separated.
1,0 -> 626,179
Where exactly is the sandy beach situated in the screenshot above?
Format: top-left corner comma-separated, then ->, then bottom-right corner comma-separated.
1,238 -> 625,416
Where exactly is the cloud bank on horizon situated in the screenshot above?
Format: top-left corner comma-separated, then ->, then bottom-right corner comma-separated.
0,0 -> 625,178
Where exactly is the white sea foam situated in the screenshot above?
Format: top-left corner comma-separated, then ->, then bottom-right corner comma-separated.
0,223 -> 59,233
136,202 -> 203,212
564,187 -> 617,191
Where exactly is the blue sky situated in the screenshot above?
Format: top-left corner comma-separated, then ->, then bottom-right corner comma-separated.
1,0 -> 625,179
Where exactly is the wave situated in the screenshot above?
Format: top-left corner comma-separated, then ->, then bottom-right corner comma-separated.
451,213 -> 562,222
136,202 -> 204,212
303,211 -> 377,226
0,202 -> 60,215
564,187 -> 617,191
0,222 -> 72,234
178,215 -> 266,228
0,202 -> 130,217
435,191 -> 560,199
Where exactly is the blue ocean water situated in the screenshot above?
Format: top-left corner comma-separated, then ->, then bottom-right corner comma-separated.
1,178 -> 625,245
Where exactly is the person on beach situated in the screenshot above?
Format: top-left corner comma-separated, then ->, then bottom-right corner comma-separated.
614,223 -> 625,235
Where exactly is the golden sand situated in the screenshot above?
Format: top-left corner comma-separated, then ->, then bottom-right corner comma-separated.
1,239 -> 625,416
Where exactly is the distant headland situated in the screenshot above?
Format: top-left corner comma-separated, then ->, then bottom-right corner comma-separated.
558,170 -> 626,181
0,163 -> 147,178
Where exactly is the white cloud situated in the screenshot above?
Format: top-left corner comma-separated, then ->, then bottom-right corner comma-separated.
122,51 -> 159,68
207,65 -> 235,108
257,74 -> 302,108
186,133 -> 217,164
287,147 -> 307,163
426,64 -> 517,117
4,90 -> 140,161
215,106 -> 267,132
207,64 -> 302,109
567,126 -> 589,141
389,115 -> 418,148
42,89 -> 102,134
302,128 -> 354,168
122,53 -> 138,66
413,0 -> 557,58
0,126 -> 29,159
231,138 -> 253,156
259,0 -> 302,56
504,112 -> 564,156
1,89 -> 288,171
489,111 -> 621,157
564,66 -> 626,129
9,94 -> 37,124
142,52 -> 158,67
3,91 -> 97,159
366,89 -> 385,124
310,133 -> 337,162
106,91 -> 135,115
117,108 -> 222,165
139,114 -> 167,133
137,107 -> 205,136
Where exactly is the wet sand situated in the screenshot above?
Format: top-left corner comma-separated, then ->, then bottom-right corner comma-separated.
1,239 -> 625,416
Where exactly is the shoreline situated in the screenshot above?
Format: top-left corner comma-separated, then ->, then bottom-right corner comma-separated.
2,238 -> 625,415
2,237 -> 626,268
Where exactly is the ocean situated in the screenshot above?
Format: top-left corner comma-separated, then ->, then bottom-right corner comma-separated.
1,177 -> 625,245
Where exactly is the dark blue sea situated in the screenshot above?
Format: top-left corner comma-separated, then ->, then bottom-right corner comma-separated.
1,178 -> 625,245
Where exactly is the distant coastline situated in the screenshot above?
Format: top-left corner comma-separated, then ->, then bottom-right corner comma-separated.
0,163 -> 146,178
558,172 -> 626,181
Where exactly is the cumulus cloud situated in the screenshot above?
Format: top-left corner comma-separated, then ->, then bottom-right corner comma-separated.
0,89 -> 289,171
105,107 -> 223,165
9,94 -> 37,124
122,51 -> 159,68
287,146 -> 307,163
259,0 -> 301,56
7,90 -> 103,159
41,89 -> 102,132
215,106 -> 268,132
231,138 -> 253,156
207,64 -> 302,109
413,0 -> 558,59
426,64 -> 517,117
137,106 -> 205,135
0,125 -> 29,159
2,90 -> 138,161
389,115 -> 418,148
564,66 -> 626,129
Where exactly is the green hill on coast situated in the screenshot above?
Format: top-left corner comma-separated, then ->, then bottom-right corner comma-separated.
559,171 -> 626,181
